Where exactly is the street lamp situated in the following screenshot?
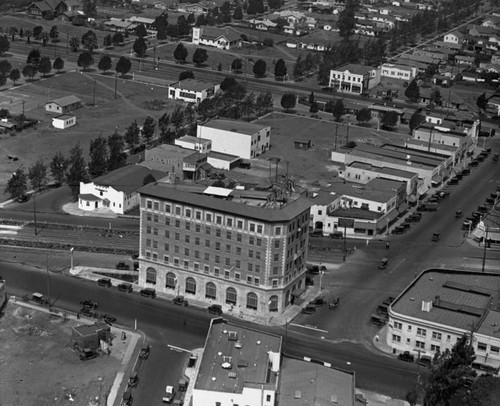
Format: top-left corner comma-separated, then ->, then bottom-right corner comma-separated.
114,72 -> 118,99
70,247 -> 74,270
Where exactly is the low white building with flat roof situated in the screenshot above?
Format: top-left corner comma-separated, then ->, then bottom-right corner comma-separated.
175,135 -> 212,153
197,119 -> 271,159
168,79 -> 220,103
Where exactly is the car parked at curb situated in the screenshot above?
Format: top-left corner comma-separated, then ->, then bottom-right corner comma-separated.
173,295 -> 188,306
116,261 -> 131,270
140,288 -> 156,298
139,344 -> 150,359
97,278 -> 112,288
207,304 -> 223,315
117,282 -> 133,293
80,300 -> 98,309
398,351 -> 415,362
301,305 -> 316,314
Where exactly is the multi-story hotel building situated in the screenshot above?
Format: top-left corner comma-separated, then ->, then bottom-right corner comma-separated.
137,183 -> 311,317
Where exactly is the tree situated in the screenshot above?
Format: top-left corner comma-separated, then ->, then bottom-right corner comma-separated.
112,32 -> 124,46
476,93 -> 488,110
268,0 -> 282,9
83,0 -> 97,18
28,159 -> 47,191
177,15 -> 190,36
195,14 -> 207,27
50,152 -> 68,185
26,49 -> 41,67
240,92 -> 256,121
142,116 -> 155,144
88,136 -> 109,178
233,6 -> 243,20
115,56 -> 131,77
231,58 -> 243,73
381,110 -> 399,130
69,36 -> 79,52
9,68 -> 20,84
133,37 -> 147,57
179,70 -> 194,81
192,48 -> 208,66
38,56 -> 52,77
166,24 -> 179,39
135,23 -> 147,38
405,79 -> 420,102
77,51 -> 94,71
274,59 -> 287,80
158,112 -> 170,138
247,0 -> 265,14
0,60 -> 12,77
49,25 -> 58,41
81,30 -> 98,53
22,64 -> 37,81
171,105 -> 185,131
356,107 -> 372,125
53,56 -> 64,73
280,93 -> 296,111
253,59 -> 266,77
157,24 -> 168,41
332,99 -> 345,122
337,4 -> 356,38
5,169 -> 27,200
174,43 -> 188,63
309,91 -> 315,104
430,88 -> 442,106
66,143 -> 89,197
309,101 -> 319,114
107,131 -> 126,171
0,36 -> 10,55
409,109 -> 426,133
187,13 -> 196,25
124,120 -> 140,150
98,54 -> 112,74
256,92 -> 273,115
33,26 -> 43,39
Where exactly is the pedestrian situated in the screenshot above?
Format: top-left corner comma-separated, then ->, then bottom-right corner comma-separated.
386,242 -> 390,249
77,312 -> 80,319
121,331 -> 127,341
375,335 -> 379,342
366,239 -> 369,246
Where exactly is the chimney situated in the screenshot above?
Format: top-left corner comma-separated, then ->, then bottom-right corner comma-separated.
434,295 -> 440,306
421,300 -> 433,312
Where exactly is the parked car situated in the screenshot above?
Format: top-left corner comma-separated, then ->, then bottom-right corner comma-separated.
370,313 -> 387,326
32,292 -> 50,306
117,282 -> 133,293
101,314 -> 117,325
97,278 -> 112,288
309,230 -> 323,237
301,305 -> 316,314
116,261 -> 131,270
398,351 -> 415,362
162,385 -> 176,403
79,348 -> 98,361
80,300 -> 98,309
455,210 -> 463,218
462,220 -> 473,230
121,390 -> 133,406
305,277 -> 314,286
418,355 -> 433,368
207,304 -> 223,315
80,307 -> 99,318
309,297 -> 326,307
432,232 -> 440,242
139,344 -> 150,359
140,288 -> 156,298
462,168 -> 471,175
128,371 -> 139,388
306,265 -> 320,274
173,295 -> 188,306
330,232 -> 343,239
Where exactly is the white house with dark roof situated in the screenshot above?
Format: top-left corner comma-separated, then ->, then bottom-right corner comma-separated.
387,269 -> 500,373
329,63 -> 380,94
443,30 -> 464,45
380,63 -> 417,80
192,26 -> 242,49
45,95 -> 82,114
197,119 -> 271,159
167,79 -> 220,103
78,165 -> 162,214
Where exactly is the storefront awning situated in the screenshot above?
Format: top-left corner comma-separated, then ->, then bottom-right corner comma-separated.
291,288 -> 305,297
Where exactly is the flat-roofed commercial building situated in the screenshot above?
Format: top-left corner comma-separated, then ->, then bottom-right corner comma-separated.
193,318 -> 281,406
387,269 -> 500,372
168,78 -> 220,103
138,183 -> 311,316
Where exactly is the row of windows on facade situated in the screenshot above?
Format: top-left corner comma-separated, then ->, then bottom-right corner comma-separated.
143,252 -> 300,286
382,70 -> 410,78
415,135 -> 458,147
178,91 -> 197,99
392,334 -> 441,353
333,73 -> 363,82
145,270 -> 280,311
394,322 -> 450,340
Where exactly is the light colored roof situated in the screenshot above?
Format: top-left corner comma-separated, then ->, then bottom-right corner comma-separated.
332,63 -> 375,75
279,357 -> 355,406
47,95 -> 82,107
128,16 -> 154,24
194,320 -> 281,393
201,119 -> 269,135
176,135 -> 211,144
391,270 -> 500,332
348,162 -> 416,179
169,78 -> 217,92
477,310 -> 500,339
53,114 -> 75,120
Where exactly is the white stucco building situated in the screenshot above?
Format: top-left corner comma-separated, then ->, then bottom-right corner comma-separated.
329,64 -> 380,94
192,26 -> 242,50
197,119 -> 271,160
380,63 -> 417,81
168,79 -> 220,104
52,114 -> 76,129
175,135 -> 212,153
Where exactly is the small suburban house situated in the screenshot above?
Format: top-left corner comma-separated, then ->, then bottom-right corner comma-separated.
192,26 -> 242,50
45,95 -> 82,114
167,79 -> 220,103
26,0 -> 81,17
197,119 -> 271,159
78,165 -> 163,215
380,63 -> 417,81
443,30 -> 464,45
329,64 -> 380,94
52,114 -> 76,129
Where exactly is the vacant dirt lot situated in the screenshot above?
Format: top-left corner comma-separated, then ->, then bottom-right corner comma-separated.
0,302 -> 125,406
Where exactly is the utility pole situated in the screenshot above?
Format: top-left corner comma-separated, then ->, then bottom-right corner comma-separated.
334,122 -> 339,150
482,225 -> 489,272
92,79 -> 96,106
114,72 -> 118,99
46,254 -> 50,306
33,192 -> 37,236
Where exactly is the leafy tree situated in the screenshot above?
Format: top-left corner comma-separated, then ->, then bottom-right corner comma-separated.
332,99 -> 345,122
98,54 -> 112,74
83,0 -> 97,18
27,49 -> 41,67
268,0 -> 283,9
476,93 -> 488,110
256,92 -> 273,115
115,56 -> 131,77
88,136 -> 109,178
5,169 -> 27,200
240,92 -> 256,121
247,0 -> 265,14
430,88 -> 442,106
409,109 -> 426,133
274,59 -> 287,80
22,64 -> 37,81
231,58 -> 243,73
107,131 -> 126,171
381,110 -> 399,130
195,14 -> 207,27
0,60 -> 12,77
66,143 -> 89,198
179,70 -> 194,81
177,15 -> 190,36
124,120 -> 140,150
69,36 -> 80,52
192,48 -> 208,66
154,12 -> 169,31
77,51 -> 94,71
253,59 -> 266,77
293,54 -> 305,80
112,32 -> 124,46
171,105 -> 185,131
309,91 -> 315,104
103,34 -> 112,47
28,159 -> 47,190
174,43 -> 188,63
81,30 -> 98,53
166,24 -> 179,39
158,112 -> 170,138
280,93 -> 296,111
33,25 -> 43,39
356,107 -> 372,124
49,26 -> 58,41
133,37 -> 147,57
50,152 -> 68,185
0,36 -> 10,55
405,79 -> 420,102
38,56 -> 51,77
9,68 -> 20,84
53,56 -> 64,73
142,116 -> 156,144
233,6 -> 243,20
135,23 -> 147,38
72,15 -> 86,26
309,101 -> 319,114
187,13 -> 196,25
224,81 -> 246,100
337,1 -> 357,38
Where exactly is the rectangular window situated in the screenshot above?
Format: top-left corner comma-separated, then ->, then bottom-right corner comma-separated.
195,237 -> 200,245
235,260 -> 241,269
275,226 -> 281,235
225,244 -> 231,253
146,226 -> 151,234
432,332 -> 442,340
206,213 -> 212,222
165,204 -> 171,213
273,267 -> 279,275
185,208 -> 191,218
175,206 -> 181,215
194,250 -> 200,259
185,222 -> 191,231
255,265 -> 260,273
146,239 -> 151,247
215,242 -> 221,251
224,270 -> 230,279
163,255 -> 169,263
249,223 -> 255,232
237,220 -> 243,229
274,240 -> 280,248
214,268 -> 220,276
195,211 -> 201,220
491,346 -> 499,354
431,344 -> 440,352
227,218 -> 233,227
175,220 -> 180,228
249,250 -> 254,258
236,247 -> 241,255
273,253 -> 279,261
175,233 -> 180,241
184,248 -> 189,256
215,255 -> 220,264
392,334 -> 401,343
249,237 -> 255,245
237,234 -> 242,242
195,224 -> 201,232
147,200 -> 152,209
254,277 -> 260,286
185,235 -> 190,243
257,225 -> 263,233
477,342 -> 487,352
247,276 -> 252,284
256,251 -> 261,260
417,328 -> 427,337
394,322 -> 402,330
216,215 -> 222,225
216,229 -> 221,237
247,263 -> 253,272
416,341 -> 425,349
204,253 -> 210,261
164,243 -> 169,251
226,231 -> 232,240
272,279 -> 278,287
204,265 -> 210,274
235,273 -> 240,281
165,218 -> 170,226
225,258 -> 230,266
205,240 -> 210,248
206,226 -> 211,235
256,238 -> 262,247
153,215 -> 158,223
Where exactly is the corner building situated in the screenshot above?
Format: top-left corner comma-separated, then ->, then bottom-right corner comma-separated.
137,183 -> 311,317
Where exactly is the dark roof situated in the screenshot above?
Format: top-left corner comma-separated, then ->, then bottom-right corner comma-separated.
48,95 -> 82,107
200,26 -> 241,42
332,63 -> 375,75
169,78 -> 217,92
93,165 -> 163,195
139,183 -> 311,223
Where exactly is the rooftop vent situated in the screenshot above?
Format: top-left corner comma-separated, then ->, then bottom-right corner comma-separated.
421,300 -> 433,312
228,372 -> 237,379
294,391 -> 302,399
257,340 -> 261,345
228,331 -> 238,341
330,394 -> 338,404
234,342 -> 242,349
221,362 -> 232,369
237,359 -> 248,368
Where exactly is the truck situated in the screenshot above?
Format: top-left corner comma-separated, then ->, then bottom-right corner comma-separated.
162,385 -> 176,403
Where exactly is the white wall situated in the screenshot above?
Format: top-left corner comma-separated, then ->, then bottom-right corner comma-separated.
78,182 -> 126,214
193,387 -> 275,406
198,126 -> 252,159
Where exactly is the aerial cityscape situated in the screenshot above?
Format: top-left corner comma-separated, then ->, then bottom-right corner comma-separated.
0,0 -> 499,405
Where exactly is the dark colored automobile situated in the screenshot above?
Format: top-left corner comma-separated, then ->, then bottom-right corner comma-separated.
305,277 -> 314,286
301,305 -> 316,314
128,371 -> 139,388
432,232 -> 440,242
461,168 -> 471,175
306,265 -> 320,274
79,348 -> 98,361
17,194 -> 29,203
398,351 -> 415,362
80,300 -> 98,309
309,298 -> 326,307
101,314 -> 117,325
140,288 -> 156,298
139,344 -> 150,359
118,283 -> 133,293
80,307 -> 99,318
116,262 -> 131,270
207,304 -> 223,315
173,295 -> 188,306
97,278 -> 112,288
